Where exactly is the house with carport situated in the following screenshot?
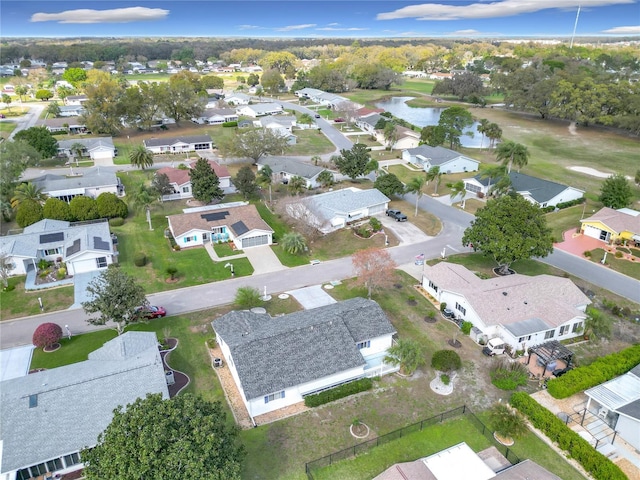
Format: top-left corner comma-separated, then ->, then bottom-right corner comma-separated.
156,160 -> 232,201
0,219 -> 117,279
31,167 -> 124,202
421,262 -> 590,352
257,157 -> 326,189
580,207 -> 640,245
143,135 -> 213,154
166,203 -> 273,250
0,332 -> 169,480
403,145 -> 479,174
287,187 -> 390,234
212,298 -> 398,421
463,172 -> 584,208
56,137 -> 117,163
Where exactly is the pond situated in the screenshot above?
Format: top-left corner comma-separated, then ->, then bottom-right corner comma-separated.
375,96 -> 485,148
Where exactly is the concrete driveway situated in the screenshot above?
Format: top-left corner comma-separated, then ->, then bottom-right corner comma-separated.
286,285 -> 337,310
0,345 -> 34,381
243,245 -> 286,275
377,213 -> 433,245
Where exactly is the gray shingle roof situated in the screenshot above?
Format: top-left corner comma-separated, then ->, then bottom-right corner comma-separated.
406,145 -> 468,165
358,113 -> 384,128
213,298 -> 395,400
258,156 -> 325,180
31,167 -> 119,193
473,172 -> 577,204
303,188 -> 390,221
57,137 -> 114,151
143,135 -> 212,148
0,332 -> 169,474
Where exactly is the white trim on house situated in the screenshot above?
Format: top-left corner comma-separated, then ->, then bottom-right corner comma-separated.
402,146 -> 480,174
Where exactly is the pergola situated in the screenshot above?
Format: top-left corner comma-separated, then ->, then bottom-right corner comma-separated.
527,340 -> 574,371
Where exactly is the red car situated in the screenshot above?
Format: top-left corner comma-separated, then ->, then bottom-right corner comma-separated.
134,305 -> 167,319
334,117 -> 345,123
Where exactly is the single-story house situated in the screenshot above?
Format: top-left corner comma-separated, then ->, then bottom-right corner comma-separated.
295,87 -> 325,100
31,166 -> 124,202
236,103 -> 284,118
403,145 -> 480,174
584,364 -> 640,451
463,172 -> 584,208
224,93 -> 251,105
355,113 -> 384,135
143,135 -> 213,154
422,262 -> 591,351
388,126 -> 420,150
166,203 -> 273,250
40,116 -> 88,134
213,297 -> 397,420
580,207 -> 640,245
316,92 -> 350,109
254,115 -> 296,132
0,218 -> 117,277
58,105 -> 85,117
0,332 -> 169,480
65,94 -> 88,105
56,137 -> 116,163
156,160 -> 232,201
257,157 -> 326,189
192,108 -> 238,125
287,187 -> 390,233
375,442 -> 560,480
238,119 -> 253,129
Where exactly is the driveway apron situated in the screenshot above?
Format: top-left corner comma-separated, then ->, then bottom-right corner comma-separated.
0,345 -> 34,381
287,285 -> 337,310
69,270 -> 101,309
243,245 -> 286,275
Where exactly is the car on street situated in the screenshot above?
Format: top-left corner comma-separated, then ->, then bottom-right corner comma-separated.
314,114 -> 321,118
385,209 -> 408,222
133,305 -> 167,320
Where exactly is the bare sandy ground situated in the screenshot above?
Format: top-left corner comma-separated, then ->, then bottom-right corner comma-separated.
569,166 -> 633,181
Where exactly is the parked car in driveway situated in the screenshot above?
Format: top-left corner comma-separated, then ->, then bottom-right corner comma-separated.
334,117 -> 345,123
386,209 -> 408,222
134,305 -> 167,320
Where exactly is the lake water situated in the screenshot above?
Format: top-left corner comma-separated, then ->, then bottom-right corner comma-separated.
375,96 -> 484,148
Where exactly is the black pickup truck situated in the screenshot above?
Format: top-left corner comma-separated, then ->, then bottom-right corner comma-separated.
385,209 -> 408,222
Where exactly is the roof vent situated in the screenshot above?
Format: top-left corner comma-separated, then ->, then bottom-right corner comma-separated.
502,292 -> 508,296
524,301 -> 528,305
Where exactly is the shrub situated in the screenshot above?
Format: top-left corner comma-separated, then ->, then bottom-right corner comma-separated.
57,267 -> 67,279
222,121 -> 238,127
166,266 -> 178,280
109,217 -> 125,227
547,344 -> 640,398
461,321 -> 473,335
32,323 -> 63,349
369,217 -> 382,231
356,225 -> 372,238
234,286 -> 262,308
69,196 -> 99,221
490,359 -> 528,390
304,378 -> 373,407
37,259 -> 51,270
133,252 -> 147,267
583,250 -> 592,257
431,350 -> 461,372
511,392 -> 626,480
96,192 -> 128,219
489,403 -> 528,439
440,374 -> 450,385
440,302 -> 447,312
614,251 -> 623,258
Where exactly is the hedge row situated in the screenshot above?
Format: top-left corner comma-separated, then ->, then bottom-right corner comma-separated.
547,344 -> 640,399
541,197 -> 585,213
304,378 -> 373,407
511,392 -> 626,480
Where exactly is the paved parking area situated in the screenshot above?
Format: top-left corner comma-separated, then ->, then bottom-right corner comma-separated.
554,228 -> 606,257
377,213 -> 432,245
286,285 -> 337,310
0,345 -> 34,381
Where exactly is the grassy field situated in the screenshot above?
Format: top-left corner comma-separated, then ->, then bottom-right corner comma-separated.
0,121 -> 17,139
0,277 -> 74,321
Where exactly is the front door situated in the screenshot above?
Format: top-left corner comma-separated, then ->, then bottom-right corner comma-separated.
202,233 -> 209,243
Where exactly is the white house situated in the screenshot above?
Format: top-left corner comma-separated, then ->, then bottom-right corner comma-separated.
166,203 -> 274,250
584,364 -> 640,452
355,113 -> 384,135
58,105 -> 85,117
287,187 -> 390,233
391,126 -> 420,150
403,145 -> 480,174
143,135 -> 213,154
254,115 -> 296,132
0,332 -> 169,480
155,160 -> 232,201
257,157 -> 327,189
422,262 -> 591,351
31,167 -> 124,203
236,103 -> 284,118
295,87 -> 324,100
56,137 -> 117,163
213,298 -> 398,421
65,94 -> 88,106
464,172 -> 584,208
41,117 -> 87,134
0,219 -> 117,278
192,108 -> 238,125
225,93 -> 251,105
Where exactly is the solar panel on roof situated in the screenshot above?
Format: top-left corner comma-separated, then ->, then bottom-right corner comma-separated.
66,239 -> 81,257
93,236 -> 110,251
40,232 -> 64,244
201,210 -> 229,221
231,221 -> 249,235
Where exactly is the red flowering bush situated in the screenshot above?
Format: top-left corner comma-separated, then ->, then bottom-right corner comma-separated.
32,323 -> 63,349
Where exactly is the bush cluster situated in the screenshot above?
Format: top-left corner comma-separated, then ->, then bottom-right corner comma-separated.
547,344 -> 640,399
369,217 -> 382,231
511,392 -> 626,480
32,323 -> 63,349
222,121 -> 238,127
304,378 -> 373,407
541,198 -> 585,213
490,359 -> 528,390
109,217 -> 125,227
461,321 -> 473,335
133,252 -> 147,267
431,350 -> 461,372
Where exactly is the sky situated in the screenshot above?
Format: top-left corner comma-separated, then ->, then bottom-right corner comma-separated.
1,0 -> 639,39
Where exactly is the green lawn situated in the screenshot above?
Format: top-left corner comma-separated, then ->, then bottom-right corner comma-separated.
0,121 -> 16,139
287,128 -> 336,156
427,252 -> 561,278
400,79 -> 436,95
586,248 -> 640,278
31,329 -> 118,368
0,276 -> 74,321
213,243 -> 243,257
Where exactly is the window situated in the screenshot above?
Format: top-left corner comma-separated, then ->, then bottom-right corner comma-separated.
264,391 -> 285,403
46,458 -> 63,472
63,452 -> 81,467
44,247 -> 61,256
356,340 -> 371,349
544,330 -> 555,339
182,186 -> 190,193
184,236 -> 196,243
559,325 -> 569,336
455,302 -> 466,315
211,226 -> 225,235
96,257 -> 107,268
517,335 -> 531,343
466,183 -> 481,193
428,280 -> 438,292
572,322 -> 582,333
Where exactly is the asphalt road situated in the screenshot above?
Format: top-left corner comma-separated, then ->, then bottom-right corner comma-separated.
7,103 -> 46,140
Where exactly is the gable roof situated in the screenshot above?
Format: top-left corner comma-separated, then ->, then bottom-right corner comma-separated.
186,159 -> 230,178
0,332 -> 168,474
358,113 -> 384,129
31,167 -> 119,193
167,204 -> 272,238
258,156 -> 325,180
582,207 -> 640,235
423,262 -> 590,335
201,108 -> 237,118
257,115 -> 296,128
143,135 -> 212,148
57,137 -> 115,152
585,363 -> 640,419
303,188 -> 390,220
472,172 -> 581,204
241,103 -> 283,114
406,145 -> 478,167
213,298 -> 395,399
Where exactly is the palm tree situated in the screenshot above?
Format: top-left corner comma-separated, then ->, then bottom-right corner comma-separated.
486,122 -> 503,149
405,176 -> 426,216
234,286 -> 262,309
70,142 -> 85,166
477,118 -> 490,149
129,145 -> 154,170
11,182 -> 47,209
489,403 -> 528,443
425,166 -> 443,195
0,199 -> 13,222
287,176 -> 306,196
383,123 -> 398,151
257,165 -> 273,204
496,140 -> 530,173
130,183 -> 156,230
384,339 -> 426,376
584,307 -> 612,341
479,164 -> 507,193
317,170 -> 334,188
281,232 -> 307,255
14,85 -> 28,103
447,180 -> 467,209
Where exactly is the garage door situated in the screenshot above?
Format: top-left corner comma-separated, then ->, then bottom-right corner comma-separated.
369,204 -> 386,215
583,225 -> 606,240
242,235 -> 269,248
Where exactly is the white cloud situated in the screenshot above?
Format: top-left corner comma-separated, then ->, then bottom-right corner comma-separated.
316,27 -> 369,31
377,0 -> 633,21
326,22 -> 340,26
276,24 -> 316,32
601,25 -> 640,33
449,29 -> 482,35
238,24 -> 263,30
31,6 -> 169,24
